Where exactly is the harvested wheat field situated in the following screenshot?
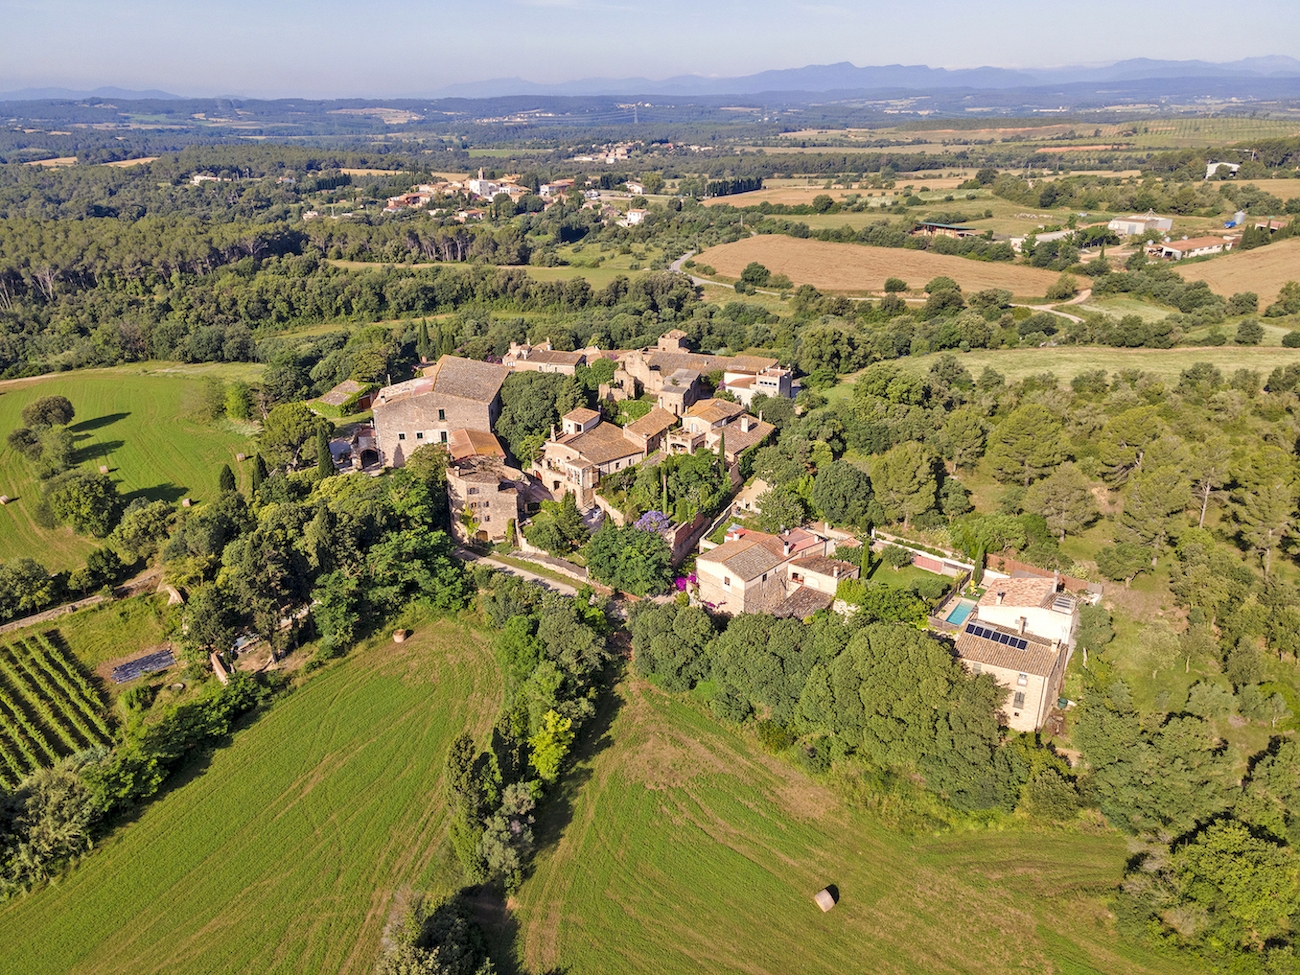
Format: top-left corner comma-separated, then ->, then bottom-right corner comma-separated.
1183,237 -> 1300,307
696,236 -> 1062,296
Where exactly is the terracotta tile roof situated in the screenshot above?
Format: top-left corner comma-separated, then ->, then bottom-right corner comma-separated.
448,428 -> 506,460
422,355 -> 509,402
525,349 -> 586,365
563,407 -> 601,424
687,398 -> 745,425
774,586 -> 834,619
698,537 -> 787,581
978,577 -> 1056,610
720,417 -> 774,456
566,422 -> 642,465
640,350 -> 779,378
625,407 -> 677,438
789,556 -> 859,579
954,621 -> 1061,678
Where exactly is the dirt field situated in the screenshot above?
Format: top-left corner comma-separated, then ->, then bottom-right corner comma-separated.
695,236 -> 1062,296
1182,237 -> 1300,306
102,157 -> 158,167
23,156 -> 76,167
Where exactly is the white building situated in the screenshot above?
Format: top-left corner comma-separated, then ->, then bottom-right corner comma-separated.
1108,212 -> 1174,236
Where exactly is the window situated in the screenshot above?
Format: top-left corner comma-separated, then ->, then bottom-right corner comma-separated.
398,433 -> 406,441
971,661 -> 982,674
1013,691 -> 1025,709
468,487 -> 479,495
1017,673 -> 1028,687
723,576 -> 732,589
416,431 -> 424,439
440,431 -> 448,443
762,573 -> 768,582
438,409 -> 446,421
483,515 -> 490,522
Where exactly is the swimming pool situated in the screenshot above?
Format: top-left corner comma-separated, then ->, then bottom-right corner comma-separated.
945,599 -> 976,627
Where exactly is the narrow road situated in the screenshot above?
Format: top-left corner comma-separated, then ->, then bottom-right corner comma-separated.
1013,287 -> 1092,325
669,250 -> 732,289
456,549 -> 580,596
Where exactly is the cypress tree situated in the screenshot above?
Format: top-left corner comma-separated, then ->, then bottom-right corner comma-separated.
316,426 -> 334,478
252,454 -> 268,492
417,319 -> 431,361
218,463 -> 236,493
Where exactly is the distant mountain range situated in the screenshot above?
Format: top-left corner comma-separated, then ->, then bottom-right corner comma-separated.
430,56 -> 1300,99
0,86 -> 182,101
3,57 -> 1299,104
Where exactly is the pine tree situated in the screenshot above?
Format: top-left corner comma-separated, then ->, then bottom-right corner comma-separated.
218,463 -> 236,493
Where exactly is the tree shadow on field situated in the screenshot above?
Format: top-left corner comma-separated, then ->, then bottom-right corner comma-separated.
123,482 -> 188,504
71,437 -> 124,466
69,412 -> 130,434
475,657 -> 625,975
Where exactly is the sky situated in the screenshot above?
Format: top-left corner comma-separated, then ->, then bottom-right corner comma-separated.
2,0 -> 1298,98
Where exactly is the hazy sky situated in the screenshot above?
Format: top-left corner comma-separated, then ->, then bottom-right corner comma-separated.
2,0 -> 1298,97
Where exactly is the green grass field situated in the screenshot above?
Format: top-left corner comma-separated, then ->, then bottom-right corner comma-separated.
0,364 -> 260,570
513,680 -> 1183,975
0,609 -> 499,975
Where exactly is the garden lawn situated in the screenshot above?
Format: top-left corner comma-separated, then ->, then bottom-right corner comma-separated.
0,611 -> 499,975
0,364 -> 259,569
513,679 -> 1184,975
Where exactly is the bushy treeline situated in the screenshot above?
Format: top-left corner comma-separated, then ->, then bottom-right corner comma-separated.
630,604 -> 1075,815
444,572 -> 611,891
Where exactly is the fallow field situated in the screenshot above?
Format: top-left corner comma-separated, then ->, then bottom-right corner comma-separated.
0,364 -> 258,570
0,610 -> 499,975
695,236 -> 1063,297
513,679 -> 1183,975
1182,236 -> 1300,307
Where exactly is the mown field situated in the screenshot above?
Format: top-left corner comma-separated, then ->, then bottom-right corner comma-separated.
1183,236 -> 1300,307
0,364 -> 259,570
0,610 -> 499,975
696,236 -> 1062,297
513,679 -> 1183,975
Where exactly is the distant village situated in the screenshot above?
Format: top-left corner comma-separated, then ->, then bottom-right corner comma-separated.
322,329 -> 1090,735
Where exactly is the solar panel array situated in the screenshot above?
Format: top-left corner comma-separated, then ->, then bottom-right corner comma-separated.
965,624 -> 1029,651
110,649 -> 176,684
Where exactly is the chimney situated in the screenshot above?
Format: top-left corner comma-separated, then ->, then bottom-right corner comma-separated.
833,565 -> 840,579
1051,638 -> 1060,652
1052,569 -> 1060,590
550,424 -> 556,441
741,417 -> 751,433
783,540 -> 792,556
1018,617 -> 1027,635
996,591 -> 1005,605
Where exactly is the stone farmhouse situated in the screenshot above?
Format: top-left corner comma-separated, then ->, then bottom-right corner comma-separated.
612,330 -> 789,416
949,575 -> 1080,732
532,408 -> 649,509
502,340 -> 591,376
447,452 -> 525,545
695,527 -> 855,617
371,355 -> 509,468
667,399 -> 775,465
955,622 -> 1069,733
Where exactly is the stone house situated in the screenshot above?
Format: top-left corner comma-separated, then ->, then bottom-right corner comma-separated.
371,355 -> 510,468
954,620 -> 1069,732
502,340 -> 589,376
532,409 -> 648,509
667,399 -> 775,464
447,455 -> 523,545
695,528 -> 829,615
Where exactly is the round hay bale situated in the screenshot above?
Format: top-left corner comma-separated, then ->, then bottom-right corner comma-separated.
393,629 -> 408,644
0,495 -> 8,505
236,453 -> 246,462
99,465 -> 109,474
181,498 -> 192,508
813,887 -> 837,912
